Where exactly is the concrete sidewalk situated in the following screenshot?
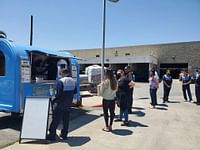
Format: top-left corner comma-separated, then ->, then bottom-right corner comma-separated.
2,81 -> 200,150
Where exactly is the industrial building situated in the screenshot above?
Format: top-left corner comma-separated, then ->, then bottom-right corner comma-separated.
66,41 -> 200,81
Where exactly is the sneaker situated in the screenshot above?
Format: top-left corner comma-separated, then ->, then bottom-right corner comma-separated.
150,105 -> 156,109
102,127 -> 110,132
59,134 -> 68,140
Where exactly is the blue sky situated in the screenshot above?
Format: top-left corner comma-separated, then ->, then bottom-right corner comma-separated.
0,0 -> 200,50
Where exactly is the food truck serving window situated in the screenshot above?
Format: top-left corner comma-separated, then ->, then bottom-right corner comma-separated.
0,51 -> 5,76
30,51 -> 69,82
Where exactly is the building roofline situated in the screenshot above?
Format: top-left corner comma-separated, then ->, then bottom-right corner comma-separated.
66,40 -> 200,51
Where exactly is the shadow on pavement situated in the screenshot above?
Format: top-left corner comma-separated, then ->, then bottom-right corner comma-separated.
67,113 -> 100,133
48,108 -> 100,133
131,111 -> 145,117
137,97 -> 149,100
157,104 -> 168,107
111,129 -> 133,136
65,136 -> 91,146
21,136 -> 91,147
155,107 -> 168,111
132,106 -> 145,110
69,107 -> 89,120
0,115 -> 22,131
168,101 -> 181,104
128,120 -> 149,128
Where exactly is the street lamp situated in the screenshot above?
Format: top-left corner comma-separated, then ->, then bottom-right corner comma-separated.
101,0 -> 119,81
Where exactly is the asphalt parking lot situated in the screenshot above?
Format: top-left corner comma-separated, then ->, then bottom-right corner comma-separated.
1,80 -> 200,150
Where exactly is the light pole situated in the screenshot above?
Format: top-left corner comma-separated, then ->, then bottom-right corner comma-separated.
101,0 -> 119,81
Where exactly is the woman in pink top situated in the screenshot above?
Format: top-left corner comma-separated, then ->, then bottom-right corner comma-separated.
149,71 -> 159,108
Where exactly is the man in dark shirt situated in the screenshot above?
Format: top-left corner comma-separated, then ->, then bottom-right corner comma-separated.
124,65 -> 135,114
116,69 -> 134,126
180,70 -> 192,102
195,68 -> 200,105
47,68 -> 77,140
162,69 -> 173,103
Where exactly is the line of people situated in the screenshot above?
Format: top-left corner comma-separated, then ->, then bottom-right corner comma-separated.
99,66 -> 200,132
149,68 -> 200,109
46,67 -> 200,140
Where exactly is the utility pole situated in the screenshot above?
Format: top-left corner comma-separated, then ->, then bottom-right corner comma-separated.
30,15 -> 33,46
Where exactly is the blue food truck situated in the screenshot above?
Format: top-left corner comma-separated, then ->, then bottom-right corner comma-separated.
0,33 -> 81,114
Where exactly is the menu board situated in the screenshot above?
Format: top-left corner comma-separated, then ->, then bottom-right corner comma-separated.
21,59 -> 31,83
71,64 -> 77,78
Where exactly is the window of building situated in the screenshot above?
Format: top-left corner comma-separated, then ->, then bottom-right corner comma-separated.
125,53 -> 130,56
115,51 -> 118,56
0,51 -> 5,76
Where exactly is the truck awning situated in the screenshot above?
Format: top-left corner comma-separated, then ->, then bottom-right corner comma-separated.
26,49 -> 75,58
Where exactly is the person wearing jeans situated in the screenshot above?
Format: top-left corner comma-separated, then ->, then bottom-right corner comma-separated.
162,69 -> 173,103
98,68 -> 117,132
102,99 -> 115,131
115,69 -> 135,126
195,69 -> 200,105
47,68 -> 77,140
180,70 -> 192,102
149,71 -> 159,108
124,65 -> 136,114
119,109 -> 128,123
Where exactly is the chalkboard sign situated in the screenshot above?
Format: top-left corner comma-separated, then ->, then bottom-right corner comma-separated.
20,97 -> 51,143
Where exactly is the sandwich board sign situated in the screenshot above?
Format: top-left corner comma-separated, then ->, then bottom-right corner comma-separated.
19,96 -> 51,143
